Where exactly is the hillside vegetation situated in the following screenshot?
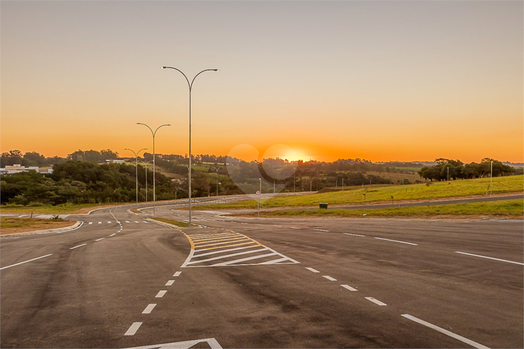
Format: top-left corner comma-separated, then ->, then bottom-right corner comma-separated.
197,175 -> 524,209
260,199 -> 523,218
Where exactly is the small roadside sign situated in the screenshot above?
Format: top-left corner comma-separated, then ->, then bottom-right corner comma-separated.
256,190 -> 261,195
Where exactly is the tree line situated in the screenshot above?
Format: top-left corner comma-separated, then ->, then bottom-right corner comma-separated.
0,161 -> 173,205
0,149 -> 119,167
418,158 -> 519,181
1,149 -> 521,207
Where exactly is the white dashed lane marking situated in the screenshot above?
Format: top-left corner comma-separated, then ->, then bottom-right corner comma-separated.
155,290 -> 167,298
124,322 -> 142,336
322,275 -> 337,282
165,280 -> 175,286
305,267 -> 320,273
70,243 -> 86,250
401,314 -> 490,349
0,254 -> 53,270
85,220 -> 148,225
365,297 -> 387,306
344,232 -> 365,237
374,237 -> 418,246
142,304 -> 156,314
455,251 -> 524,266
341,284 -> 358,291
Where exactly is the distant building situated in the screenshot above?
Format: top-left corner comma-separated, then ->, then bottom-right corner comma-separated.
2,164 -> 39,174
105,159 -> 125,164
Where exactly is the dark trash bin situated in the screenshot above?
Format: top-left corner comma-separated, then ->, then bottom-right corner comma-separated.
319,203 -> 328,209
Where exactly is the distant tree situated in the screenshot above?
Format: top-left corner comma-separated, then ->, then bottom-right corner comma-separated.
0,150 -> 23,166
22,151 -> 47,166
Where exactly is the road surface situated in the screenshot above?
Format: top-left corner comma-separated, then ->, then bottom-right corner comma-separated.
1,203 -> 522,348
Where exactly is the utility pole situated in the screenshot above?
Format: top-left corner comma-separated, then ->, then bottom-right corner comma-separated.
490,161 -> 493,196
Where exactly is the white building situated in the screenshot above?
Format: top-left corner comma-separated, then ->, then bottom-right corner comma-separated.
2,164 -> 39,174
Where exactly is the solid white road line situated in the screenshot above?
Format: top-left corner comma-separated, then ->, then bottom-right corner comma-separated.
455,251 -> 524,266
0,254 -> 53,270
365,297 -> 387,306
173,271 -> 182,277
305,267 -> 320,273
165,280 -> 175,286
401,314 -> 490,349
109,233 -> 116,237
341,284 -> 358,291
323,275 -> 337,281
142,304 -> 156,314
374,237 -> 418,246
70,243 -> 87,250
155,290 -> 167,298
95,238 -> 105,242
124,322 -> 142,336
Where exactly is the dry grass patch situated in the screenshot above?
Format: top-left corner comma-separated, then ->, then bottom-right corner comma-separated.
0,217 -> 75,235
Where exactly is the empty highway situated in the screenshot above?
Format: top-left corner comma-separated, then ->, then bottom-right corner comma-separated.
1,202 -> 522,348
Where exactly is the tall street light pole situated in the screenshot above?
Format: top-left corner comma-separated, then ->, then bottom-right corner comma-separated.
137,123 -> 171,217
125,147 -> 147,204
144,159 -> 153,202
162,66 -> 218,227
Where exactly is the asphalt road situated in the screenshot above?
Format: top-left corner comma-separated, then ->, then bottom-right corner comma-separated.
1,203 -> 522,348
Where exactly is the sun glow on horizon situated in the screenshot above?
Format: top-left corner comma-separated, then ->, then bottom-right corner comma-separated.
280,150 -> 310,163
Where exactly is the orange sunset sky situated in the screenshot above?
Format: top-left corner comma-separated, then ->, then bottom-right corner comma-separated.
1,1 -> 523,163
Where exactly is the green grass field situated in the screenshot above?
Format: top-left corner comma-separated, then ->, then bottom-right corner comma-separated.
253,199 -> 523,218
197,175 -> 524,209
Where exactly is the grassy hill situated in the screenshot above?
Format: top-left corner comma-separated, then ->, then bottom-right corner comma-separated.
197,175 -> 524,209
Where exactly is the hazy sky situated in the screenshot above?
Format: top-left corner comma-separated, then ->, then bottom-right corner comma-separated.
2,0 -> 522,163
